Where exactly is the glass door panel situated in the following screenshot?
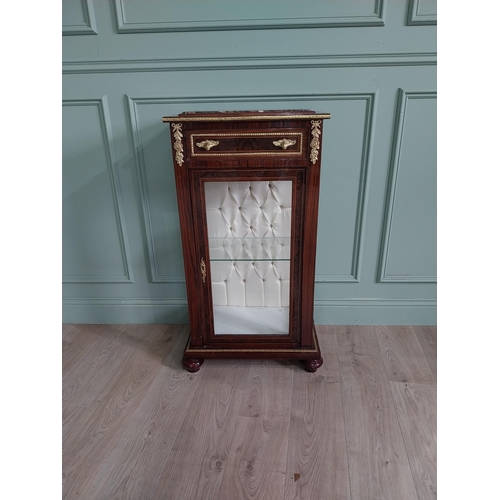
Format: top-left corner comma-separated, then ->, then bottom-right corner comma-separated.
204,180 -> 292,335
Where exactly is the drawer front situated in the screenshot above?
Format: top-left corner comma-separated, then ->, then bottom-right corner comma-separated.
186,131 -> 306,160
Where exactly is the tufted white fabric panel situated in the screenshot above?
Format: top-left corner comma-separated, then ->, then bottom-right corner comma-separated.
205,180 -> 292,240
210,260 -> 290,307
209,236 -> 290,261
205,180 -> 292,308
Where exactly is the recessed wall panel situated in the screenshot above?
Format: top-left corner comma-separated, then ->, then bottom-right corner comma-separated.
407,0 -> 437,25
116,0 -> 384,32
129,99 -> 185,282
380,91 -> 436,282
130,94 -> 372,285
315,97 -> 373,282
62,0 -> 97,35
62,99 -> 132,282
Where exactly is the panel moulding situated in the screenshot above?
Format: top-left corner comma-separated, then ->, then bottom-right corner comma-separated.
62,97 -> 134,284
62,0 -> 97,35
62,297 -> 436,308
377,89 -> 437,284
128,93 -> 374,284
114,0 -> 385,33
127,97 -> 185,283
315,93 -> 376,283
314,298 -> 436,308
63,298 -> 188,306
406,0 -> 437,26
62,52 -> 437,75
62,297 -> 437,324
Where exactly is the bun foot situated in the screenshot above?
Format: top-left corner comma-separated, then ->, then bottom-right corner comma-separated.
301,357 -> 323,373
182,357 -> 204,372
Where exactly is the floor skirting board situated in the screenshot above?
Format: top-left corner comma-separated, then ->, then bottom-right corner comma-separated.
62,298 -> 436,325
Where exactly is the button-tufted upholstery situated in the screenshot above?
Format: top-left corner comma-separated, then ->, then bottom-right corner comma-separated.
205,180 -> 292,239
205,180 -> 292,309
210,260 -> 290,307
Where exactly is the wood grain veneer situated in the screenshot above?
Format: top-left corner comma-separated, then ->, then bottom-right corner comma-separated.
166,110 -> 328,370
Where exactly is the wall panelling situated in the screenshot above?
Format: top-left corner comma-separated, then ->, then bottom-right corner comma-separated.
62,0 -> 437,324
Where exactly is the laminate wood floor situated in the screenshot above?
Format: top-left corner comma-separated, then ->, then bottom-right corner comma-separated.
62,324 -> 436,500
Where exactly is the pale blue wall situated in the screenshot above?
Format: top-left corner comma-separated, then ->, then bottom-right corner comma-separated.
62,0 -> 437,324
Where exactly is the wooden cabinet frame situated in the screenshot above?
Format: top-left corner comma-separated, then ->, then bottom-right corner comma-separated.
163,110 -> 330,372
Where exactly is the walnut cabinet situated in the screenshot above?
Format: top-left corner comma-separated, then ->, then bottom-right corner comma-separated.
163,110 -> 330,372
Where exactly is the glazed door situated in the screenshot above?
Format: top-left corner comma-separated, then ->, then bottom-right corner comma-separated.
191,169 -> 305,345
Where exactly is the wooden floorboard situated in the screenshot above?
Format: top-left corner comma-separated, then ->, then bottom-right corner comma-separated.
62,325 -> 134,408
389,382 -> 437,500
62,324 -> 98,375
238,363 -> 293,421
151,363 -> 250,500
63,324 -> 437,500
413,326 -> 437,382
83,325 -> 201,500
62,323 -> 85,340
62,325 -> 175,499
316,325 -> 342,382
376,325 -> 435,384
284,376 -> 350,500
219,416 -> 289,500
337,325 -> 420,500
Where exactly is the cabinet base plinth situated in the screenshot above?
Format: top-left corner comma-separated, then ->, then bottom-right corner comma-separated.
182,357 -> 204,372
181,327 -> 322,372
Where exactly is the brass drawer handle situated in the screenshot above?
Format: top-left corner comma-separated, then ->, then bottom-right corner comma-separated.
196,140 -> 220,151
273,138 -> 297,150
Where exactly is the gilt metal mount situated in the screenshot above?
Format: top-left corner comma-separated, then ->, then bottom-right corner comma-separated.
273,138 -> 297,150
196,140 -> 220,151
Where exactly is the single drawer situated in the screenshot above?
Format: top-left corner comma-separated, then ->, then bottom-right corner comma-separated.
186,130 -> 307,160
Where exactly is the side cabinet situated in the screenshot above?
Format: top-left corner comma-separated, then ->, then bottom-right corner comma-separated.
162,110 -> 330,372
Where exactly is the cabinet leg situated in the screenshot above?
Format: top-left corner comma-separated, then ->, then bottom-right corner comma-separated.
182,357 -> 204,372
301,357 -> 323,373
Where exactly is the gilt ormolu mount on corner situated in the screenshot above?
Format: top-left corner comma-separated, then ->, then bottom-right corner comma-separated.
163,110 -> 330,372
